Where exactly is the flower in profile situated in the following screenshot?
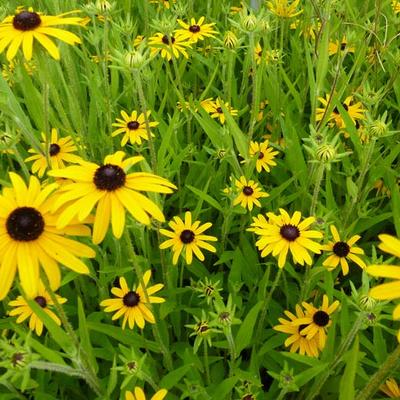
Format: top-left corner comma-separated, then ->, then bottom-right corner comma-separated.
111,110 -> 159,146
322,225 -> 366,275
49,151 -> 176,244
8,282 -> 66,336
149,0 -> 176,9
25,128 -> 83,177
176,17 -> 217,43
367,234 -> 400,339
233,176 -> 269,211
290,19 -> 321,40
248,140 -> 279,173
133,35 -> 145,48
100,270 -> 164,330
316,94 -> 365,129
393,1 -> 400,13
0,7 -> 83,61
249,209 -> 323,268
267,0 -> 303,18
381,378 -> 400,398
328,37 -> 355,56
159,211 -> 217,265
0,173 -> 94,300
273,304 -> 321,357
293,295 -> 340,349
254,43 -> 281,65
201,98 -> 238,124
148,32 -> 191,60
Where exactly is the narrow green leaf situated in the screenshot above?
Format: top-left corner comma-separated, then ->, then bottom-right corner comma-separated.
339,336 -> 359,400
186,184 -> 223,212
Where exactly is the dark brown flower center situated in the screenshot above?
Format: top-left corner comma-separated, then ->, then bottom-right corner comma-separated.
123,291 -> 140,307
34,296 -> 47,308
243,186 -> 254,196
313,310 -> 330,327
13,11 -> 41,31
93,164 -> 126,191
180,229 -> 195,244
298,323 -> 309,336
6,207 -> 45,241
11,352 -> 24,367
280,224 -> 300,241
333,241 -> 350,257
340,42 -> 347,50
333,106 -> 339,114
189,24 -> 201,33
258,151 -> 264,159
162,35 -> 175,45
127,121 -> 140,130
216,107 -> 223,113
49,143 -> 61,156
343,103 -> 349,111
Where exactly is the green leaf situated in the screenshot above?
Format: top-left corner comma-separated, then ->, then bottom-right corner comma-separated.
295,363 -> 328,388
106,356 -> 118,397
281,351 -> 324,367
160,364 -> 194,389
186,184 -> 223,212
339,335 -> 359,400
235,301 -> 263,354
209,376 -> 239,398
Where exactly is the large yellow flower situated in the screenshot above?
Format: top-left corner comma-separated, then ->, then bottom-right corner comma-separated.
100,270 -> 164,329
25,128 -> 83,177
249,209 -> 323,268
0,173 -> 94,300
0,7 -> 83,61
148,32 -> 191,60
125,387 -> 168,400
273,304 -> 321,357
8,281 -> 66,336
49,151 -> 176,244
159,211 -> 217,265
176,17 -> 217,43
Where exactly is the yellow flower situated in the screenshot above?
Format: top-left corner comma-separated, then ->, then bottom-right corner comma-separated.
249,209 -> 323,268
111,110 -> 159,146
328,37 -> 355,56
133,35 -> 145,48
8,281 -> 66,336
149,0 -> 176,9
233,176 -> 269,211
248,140 -> 278,173
293,295 -> 340,349
381,378 -> 400,398
254,43 -> 281,65
267,0 -> 303,18
273,304 -> 321,357
393,1 -> 400,13
125,387 -> 168,400
100,270 -> 164,330
322,225 -> 366,275
367,235 -> 400,333
148,32 -> 191,60
159,211 -> 218,265
25,128 -> 83,178
316,94 -> 365,129
176,17 -> 217,43
201,98 -> 238,124
0,173 -> 94,300
0,7 -> 83,61
49,151 -> 176,244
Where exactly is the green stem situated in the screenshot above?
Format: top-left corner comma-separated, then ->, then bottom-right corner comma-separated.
225,326 -> 237,365
356,343 -> 400,400
248,32 -> 258,141
299,265 -> 311,303
204,340 -> 210,385
310,163 -> 325,216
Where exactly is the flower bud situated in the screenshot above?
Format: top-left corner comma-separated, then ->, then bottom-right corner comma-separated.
224,31 -> 238,49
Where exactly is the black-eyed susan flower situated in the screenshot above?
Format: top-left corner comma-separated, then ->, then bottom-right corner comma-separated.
176,17 -> 217,43
49,151 -> 176,244
0,173 -> 94,300
148,32 -> 190,60
248,140 -> 279,173
322,225 -> 366,275
273,304 -> 320,357
367,235 -> 400,332
267,0 -> 303,18
0,7 -> 83,61
8,282 -> 66,336
159,211 -> 217,265
249,209 -> 323,268
328,37 -> 355,56
133,35 -> 145,48
293,295 -> 340,349
100,270 -> 164,330
381,378 -> 400,398
316,94 -> 365,129
201,98 -> 238,124
25,128 -> 83,178
233,176 -> 269,211
393,1 -> 400,13
111,110 -> 159,146
125,387 -> 168,400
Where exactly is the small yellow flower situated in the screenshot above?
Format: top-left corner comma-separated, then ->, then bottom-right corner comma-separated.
149,0 -> 176,9
267,0 -> 303,18
381,378 -> 400,398
233,176 -> 269,211
111,110 -> 159,146
8,282 -> 66,336
248,140 -> 279,173
322,225 -> 366,275
176,17 -> 217,43
328,37 -> 355,56
100,270 -> 164,330
160,211 -> 218,265
393,1 -> 400,13
148,32 -> 191,60
25,128 -> 83,177
201,98 -> 238,124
